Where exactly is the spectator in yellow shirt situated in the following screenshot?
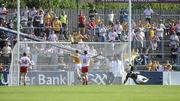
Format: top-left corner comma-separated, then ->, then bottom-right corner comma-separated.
95,16 -> 103,26
149,27 -> 155,39
52,17 -> 62,40
144,21 -> 151,29
144,21 -> 151,39
44,12 -> 53,24
148,60 -> 158,71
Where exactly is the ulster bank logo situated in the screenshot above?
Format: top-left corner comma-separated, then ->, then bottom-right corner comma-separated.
89,73 -> 108,85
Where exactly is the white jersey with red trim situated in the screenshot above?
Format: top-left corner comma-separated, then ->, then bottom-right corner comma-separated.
81,55 -> 90,67
20,56 -> 32,67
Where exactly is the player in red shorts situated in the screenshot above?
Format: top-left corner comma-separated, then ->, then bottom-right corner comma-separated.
19,52 -> 32,86
80,51 -> 90,85
80,50 -> 100,85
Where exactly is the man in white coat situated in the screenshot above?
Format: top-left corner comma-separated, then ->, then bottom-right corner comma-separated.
108,56 -> 125,84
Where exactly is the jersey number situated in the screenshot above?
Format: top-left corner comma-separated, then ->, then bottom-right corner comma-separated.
22,59 -> 28,64
83,58 -> 87,63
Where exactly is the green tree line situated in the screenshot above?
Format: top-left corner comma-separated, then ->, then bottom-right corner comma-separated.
0,0 -> 180,10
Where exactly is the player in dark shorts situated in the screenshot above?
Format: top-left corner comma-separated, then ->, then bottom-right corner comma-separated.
124,65 -> 149,84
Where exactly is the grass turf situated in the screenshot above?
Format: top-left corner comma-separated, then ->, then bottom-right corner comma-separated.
0,85 -> 180,101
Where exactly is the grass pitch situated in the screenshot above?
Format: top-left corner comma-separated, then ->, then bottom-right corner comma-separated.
0,85 -> 180,101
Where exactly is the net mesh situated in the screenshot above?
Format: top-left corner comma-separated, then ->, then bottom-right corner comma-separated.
9,44 -> 19,86
9,42 -> 129,86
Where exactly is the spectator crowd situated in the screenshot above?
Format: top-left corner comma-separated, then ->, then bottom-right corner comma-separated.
0,3 -> 180,71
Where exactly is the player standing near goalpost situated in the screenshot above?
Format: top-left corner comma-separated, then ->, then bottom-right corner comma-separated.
19,52 -> 32,86
80,50 -> 90,85
70,50 -> 82,81
80,50 -> 100,85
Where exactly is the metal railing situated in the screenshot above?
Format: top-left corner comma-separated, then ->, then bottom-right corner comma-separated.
4,9 -> 180,33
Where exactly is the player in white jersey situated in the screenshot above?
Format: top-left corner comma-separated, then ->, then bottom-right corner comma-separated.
124,65 -> 149,84
19,52 -> 32,86
80,50 -> 100,85
80,50 -> 90,85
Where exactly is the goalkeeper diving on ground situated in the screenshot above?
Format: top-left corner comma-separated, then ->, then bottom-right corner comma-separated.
124,64 -> 150,84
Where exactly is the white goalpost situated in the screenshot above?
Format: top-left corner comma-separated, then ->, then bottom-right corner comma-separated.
8,0 -> 133,86
8,42 -> 129,86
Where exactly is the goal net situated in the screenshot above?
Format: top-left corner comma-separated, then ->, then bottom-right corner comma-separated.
9,42 -> 129,86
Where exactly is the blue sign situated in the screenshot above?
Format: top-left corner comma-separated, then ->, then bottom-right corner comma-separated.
140,72 -> 163,85
27,71 -> 115,85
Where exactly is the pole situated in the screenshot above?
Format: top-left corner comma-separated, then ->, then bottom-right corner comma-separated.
128,0 -> 132,64
76,0 -> 79,29
17,0 -> 20,86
